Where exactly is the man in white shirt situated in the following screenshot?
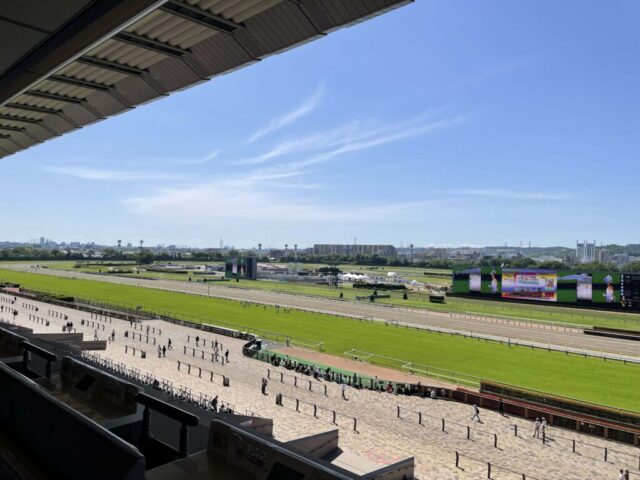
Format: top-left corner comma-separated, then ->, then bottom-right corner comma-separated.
533,418 -> 541,438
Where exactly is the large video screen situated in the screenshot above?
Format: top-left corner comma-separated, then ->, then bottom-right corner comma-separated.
501,270 -> 557,302
225,257 -> 258,280
452,267 -> 631,310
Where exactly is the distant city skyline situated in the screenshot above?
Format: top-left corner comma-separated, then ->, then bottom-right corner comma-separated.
2,236 -> 639,251
2,1 -> 639,247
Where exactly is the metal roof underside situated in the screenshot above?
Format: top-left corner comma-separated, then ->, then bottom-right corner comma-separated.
0,0 -> 411,159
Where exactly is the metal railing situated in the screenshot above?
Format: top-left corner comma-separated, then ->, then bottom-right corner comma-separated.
397,406 -> 499,448
275,392 -> 358,432
57,348 -> 243,415
345,348 -> 482,387
266,368 -> 328,396
454,451 -> 541,480
397,405 -> 640,472
176,360 -> 228,386
126,330 -> 157,346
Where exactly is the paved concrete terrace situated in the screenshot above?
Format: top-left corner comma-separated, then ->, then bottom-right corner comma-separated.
2,292 -> 639,479
7,264 -> 640,358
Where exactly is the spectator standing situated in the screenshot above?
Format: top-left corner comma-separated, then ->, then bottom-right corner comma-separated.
533,418 -> 541,438
471,404 -> 481,422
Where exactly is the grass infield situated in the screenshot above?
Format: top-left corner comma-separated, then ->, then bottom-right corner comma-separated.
42,261 -> 640,331
0,268 -> 638,411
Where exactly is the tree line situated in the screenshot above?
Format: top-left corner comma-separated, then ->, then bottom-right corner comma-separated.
2,247 -> 640,273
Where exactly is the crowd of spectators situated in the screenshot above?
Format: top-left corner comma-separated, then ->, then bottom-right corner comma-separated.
267,353 -> 449,398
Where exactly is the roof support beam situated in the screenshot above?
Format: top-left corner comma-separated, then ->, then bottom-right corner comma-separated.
76,56 -> 146,76
5,102 -> 78,130
114,31 -> 188,57
5,103 -> 60,115
49,75 -> 111,92
26,89 -> 109,120
160,1 -> 241,33
23,90 -> 84,104
0,0 -> 169,108
0,125 -> 25,133
0,114 -> 41,125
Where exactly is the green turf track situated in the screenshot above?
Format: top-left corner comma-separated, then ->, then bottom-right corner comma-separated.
0,268 -> 638,411
43,261 -> 640,331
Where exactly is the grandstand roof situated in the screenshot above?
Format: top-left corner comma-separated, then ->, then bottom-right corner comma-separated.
0,0 -> 411,159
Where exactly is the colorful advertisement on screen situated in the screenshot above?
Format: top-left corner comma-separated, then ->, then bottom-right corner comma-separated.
469,274 -> 481,292
576,273 -> 593,301
592,272 -> 620,304
501,270 -> 557,302
469,268 -> 481,292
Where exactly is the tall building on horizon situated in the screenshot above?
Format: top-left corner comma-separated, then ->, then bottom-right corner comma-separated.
576,240 -> 596,263
313,244 -> 397,257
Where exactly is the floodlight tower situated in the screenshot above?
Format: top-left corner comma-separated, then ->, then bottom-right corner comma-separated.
294,244 -> 298,263
139,240 -> 143,251
410,243 -> 414,263
258,243 -> 262,258
284,244 -> 288,258
117,240 -> 122,257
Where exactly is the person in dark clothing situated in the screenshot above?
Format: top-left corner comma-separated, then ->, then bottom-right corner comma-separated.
225,349 -> 229,362
211,395 -> 218,412
261,378 -> 268,395
498,398 -> 505,416
471,404 -> 481,422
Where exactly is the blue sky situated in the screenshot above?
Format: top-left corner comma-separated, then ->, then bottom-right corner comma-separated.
3,0 -> 639,248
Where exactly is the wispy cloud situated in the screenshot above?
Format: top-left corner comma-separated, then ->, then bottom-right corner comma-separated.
236,122 -> 361,165
248,84 -> 324,143
238,110 -> 465,169
252,114 -> 467,177
46,166 -> 190,182
297,115 -> 465,168
441,189 -> 571,201
127,149 -> 219,167
125,179 -> 438,224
